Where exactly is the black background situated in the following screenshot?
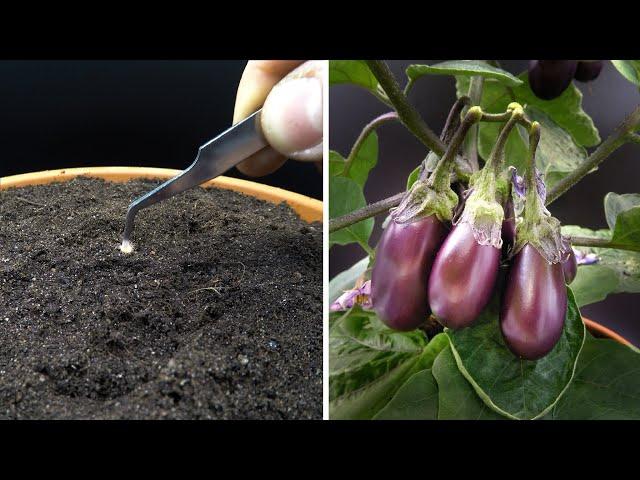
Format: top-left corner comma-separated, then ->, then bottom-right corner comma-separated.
0,60 -> 322,199
330,60 -> 640,346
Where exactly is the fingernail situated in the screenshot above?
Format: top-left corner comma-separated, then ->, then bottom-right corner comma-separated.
261,76 -> 323,157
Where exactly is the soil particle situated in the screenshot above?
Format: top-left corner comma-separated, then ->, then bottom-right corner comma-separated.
0,177 -> 322,419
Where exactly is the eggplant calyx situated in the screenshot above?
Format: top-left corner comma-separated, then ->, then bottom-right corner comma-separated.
513,214 -> 571,264
390,178 -> 458,224
511,120 -> 570,263
455,189 -> 504,248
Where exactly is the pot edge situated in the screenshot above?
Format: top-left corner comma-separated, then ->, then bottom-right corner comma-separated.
0,166 -> 323,223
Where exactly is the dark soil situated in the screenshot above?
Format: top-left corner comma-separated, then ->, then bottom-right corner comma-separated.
0,177 -> 322,419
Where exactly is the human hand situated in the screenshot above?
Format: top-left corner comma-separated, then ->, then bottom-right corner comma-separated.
233,60 -> 324,177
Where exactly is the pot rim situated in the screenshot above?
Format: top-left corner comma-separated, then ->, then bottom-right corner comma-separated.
0,166 -> 323,223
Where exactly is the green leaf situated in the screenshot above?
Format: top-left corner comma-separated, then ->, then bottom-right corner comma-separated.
513,73 -> 600,147
562,225 -> 640,304
329,176 -> 374,249
607,196 -> 640,250
569,264 -> 620,307
375,335 -> 451,420
329,60 -> 388,101
406,60 -> 523,87
329,257 -> 370,304
550,333 -> 640,419
456,72 -> 600,174
349,132 -> 378,188
373,369 -> 439,420
517,106 -> 589,190
329,310 -> 447,419
406,166 -> 421,190
447,289 -> 585,419
604,192 -> 640,230
611,60 -> 640,87
329,150 -> 346,177
328,132 -> 378,189
431,346 -> 505,420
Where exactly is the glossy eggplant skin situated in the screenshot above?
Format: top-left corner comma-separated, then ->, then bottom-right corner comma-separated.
428,223 -> 501,329
562,249 -> 577,284
500,244 -> 567,360
501,198 -> 516,248
371,215 -> 446,331
574,61 -> 603,82
528,60 -> 578,100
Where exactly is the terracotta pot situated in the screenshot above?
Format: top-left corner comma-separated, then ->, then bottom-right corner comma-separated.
582,317 -> 631,346
0,166 -> 323,223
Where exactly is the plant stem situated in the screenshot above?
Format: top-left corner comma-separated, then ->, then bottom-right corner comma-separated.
485,109 -> 522,174
419,96 -> 472,182
429,107 -> 482,191
546,105 -> 640,205
481,111 -> 516,122
523,122 -> 542,227
628,132 -> 640,145
366,60 -> 446,156
465,75 -> 484,172
441,96 -> 471,143
329,192 -> 404,234
344,112 -> 399,176
569,235 -> 640,253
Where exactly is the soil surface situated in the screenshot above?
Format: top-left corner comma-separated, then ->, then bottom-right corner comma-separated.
0,177 -> 322,419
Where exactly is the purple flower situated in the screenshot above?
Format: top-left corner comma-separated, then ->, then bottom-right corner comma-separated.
510,167 -> 526,198
574,248 -> 599,266
509,166 -> 546,202
330,280 -> 372,311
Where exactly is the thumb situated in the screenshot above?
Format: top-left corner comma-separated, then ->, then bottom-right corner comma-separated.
261,60 -> 324,162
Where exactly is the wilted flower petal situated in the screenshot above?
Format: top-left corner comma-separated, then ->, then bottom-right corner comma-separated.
330,280 -> 372,311
535,169 -> 547,203
573,248 -> 599,266
510,167 -> 546,198
509,167 -> 526,198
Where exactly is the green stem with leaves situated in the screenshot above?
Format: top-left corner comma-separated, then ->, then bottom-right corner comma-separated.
329,106 -> 522,233
569,235 -> 640,253
332,101 -> 640,233
546,104 -> 640,205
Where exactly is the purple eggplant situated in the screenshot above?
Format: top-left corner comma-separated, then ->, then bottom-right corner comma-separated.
501,197 -> 516,248
562,248 -> 577,284
500,244 -> 567,360
528,60 -> 578,100
371,215 -> 446,331
428,222 -> 501,329
574,61 -> 603,82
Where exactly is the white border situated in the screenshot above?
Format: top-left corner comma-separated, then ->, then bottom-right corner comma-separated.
322,60 -> 330,420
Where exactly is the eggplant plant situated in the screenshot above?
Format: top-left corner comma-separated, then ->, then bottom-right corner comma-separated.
329,59 -> 640,420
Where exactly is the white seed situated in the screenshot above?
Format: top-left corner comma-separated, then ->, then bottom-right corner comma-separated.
119,240 -> 134,255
